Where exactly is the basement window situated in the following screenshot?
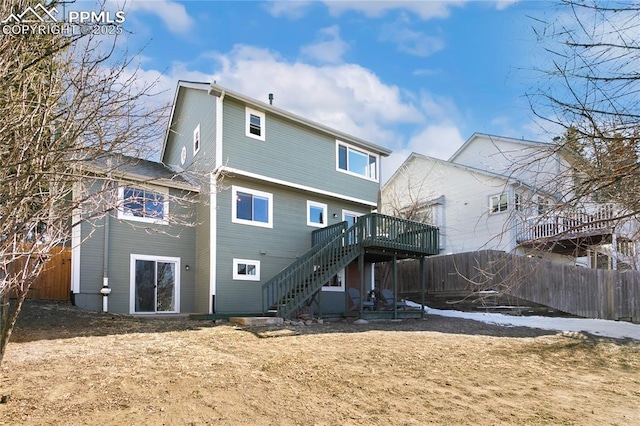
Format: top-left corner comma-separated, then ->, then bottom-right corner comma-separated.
233,259 -> 260,281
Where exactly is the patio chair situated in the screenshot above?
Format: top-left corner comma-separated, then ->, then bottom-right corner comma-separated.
348,287 -> 374,311
381,288 -> 409,310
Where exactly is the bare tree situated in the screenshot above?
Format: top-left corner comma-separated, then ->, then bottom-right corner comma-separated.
0,0 -> 196,365
530,1 -> 640,212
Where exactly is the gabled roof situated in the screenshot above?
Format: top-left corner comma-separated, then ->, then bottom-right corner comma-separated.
161,80 -> 392,159
448,132 -> 553,163
82,152 -> 200,192
383,152 -> 553,198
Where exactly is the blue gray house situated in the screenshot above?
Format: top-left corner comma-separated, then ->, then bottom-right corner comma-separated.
71,81 -> 439,317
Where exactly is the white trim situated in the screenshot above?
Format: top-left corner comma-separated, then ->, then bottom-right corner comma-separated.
245,107 -> 266,141
231,185 -> 274,228
210,173 -> 217,313
232,258 -> 261,281
306,200 -> 327,228
219,166 -> 377,207
117,184 -> 170,225
215,92 -> 224,169
336,140 -> 379,182
489,193 -> 508,214
193,123 -> 201,156
322,268 -> 345,292
71,182 -> 82,294
129,254 -> 181,314
342,209 -> 365,222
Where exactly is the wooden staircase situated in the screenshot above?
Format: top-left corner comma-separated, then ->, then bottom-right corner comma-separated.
262,213 -> 439,318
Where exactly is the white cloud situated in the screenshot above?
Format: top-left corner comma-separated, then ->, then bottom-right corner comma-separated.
265,0 -> 314,19
380,17 -> 445,57
128,0 -> 195,35
324,0 -> 466,20
495,0 -> 519,11
210,44 -> 422,145
300,25 -> 349,64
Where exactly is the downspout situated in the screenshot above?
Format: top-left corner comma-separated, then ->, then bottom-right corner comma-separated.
100,192 -> 112,311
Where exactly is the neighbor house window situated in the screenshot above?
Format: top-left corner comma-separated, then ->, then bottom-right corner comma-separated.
307,200 -> 327,227
322,269 -> 344,292
118,185 -> 169,224
537,197 -> 549,215
231,185 -> 273,228
490,193 -> 508,213
336,141 -> 378,181
193,124 -> 201,155
245,107 -> 265,141
233,258 -> 260,281
515,193 -> 522,212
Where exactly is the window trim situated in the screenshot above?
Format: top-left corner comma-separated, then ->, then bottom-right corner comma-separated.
335,140 -> 379,182
245,107 -> 266,141
193,123 -> 201,155
117,184 -> 169,225
489,193 -> 508,214
232,258 -> 261,281
231,185 -> 273,228
307,200 -> 327,228
322,268 -> 345,292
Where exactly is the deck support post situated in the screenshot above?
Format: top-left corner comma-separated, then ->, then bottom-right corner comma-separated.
359,252 -> 365,315
392,253 -> 398,320
420,256 -> 425,318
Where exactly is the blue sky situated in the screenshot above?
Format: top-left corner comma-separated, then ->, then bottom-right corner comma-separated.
96,0 -> 557,180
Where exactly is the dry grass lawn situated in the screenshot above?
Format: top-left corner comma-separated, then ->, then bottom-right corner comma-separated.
1,301 -> 639,425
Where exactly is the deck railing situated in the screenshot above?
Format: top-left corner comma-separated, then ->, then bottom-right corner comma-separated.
516,204 -> 624,242
263,213 -> 439,317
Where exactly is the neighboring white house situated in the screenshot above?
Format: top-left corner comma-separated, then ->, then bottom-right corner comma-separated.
382,133 -> 639,269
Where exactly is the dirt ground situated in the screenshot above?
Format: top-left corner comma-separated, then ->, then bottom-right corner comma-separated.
1,301 -> 639,425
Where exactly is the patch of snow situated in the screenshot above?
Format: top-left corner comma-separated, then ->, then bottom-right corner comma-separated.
405,300 -> 640,341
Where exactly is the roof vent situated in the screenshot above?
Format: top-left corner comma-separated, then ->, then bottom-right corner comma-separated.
268,93 -> 274,105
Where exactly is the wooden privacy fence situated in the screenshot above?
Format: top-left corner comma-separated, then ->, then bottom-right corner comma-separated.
396,250 -> 640,322
25,246 -> 71,302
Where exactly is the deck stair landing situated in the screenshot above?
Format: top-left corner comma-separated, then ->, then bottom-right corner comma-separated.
262,213 -> 439,318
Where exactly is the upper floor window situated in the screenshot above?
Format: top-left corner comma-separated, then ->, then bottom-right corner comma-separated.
307,200 -> 327,227
193,124 -> 200,155
490,193 -> 508,214
336,141 -> 378,181
118,185 -> 169,224
246,107 -> 265,141
515,193 -> 522,212
537,196 -> 550,215
231,185 -> 273,228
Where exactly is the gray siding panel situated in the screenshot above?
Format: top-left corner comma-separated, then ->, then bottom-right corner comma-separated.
214,176 -> 372,314
164,88 -> 217,172
221,98 -> 379,204
195,190 -> 211,313
76,186 -> 197,314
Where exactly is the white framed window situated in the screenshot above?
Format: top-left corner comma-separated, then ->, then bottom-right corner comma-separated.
245,107 -> 265,141
193,124 -> 201,155
515,192 -> 523,212
322,268 -> 344,292
231,185 -> 273,228
489,193 -> 508,214
307,200 -> 327,227
336,141 -> 378,181
233,258 -> 260,281
118,185 -> 169,224
537,196 -> 549,215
